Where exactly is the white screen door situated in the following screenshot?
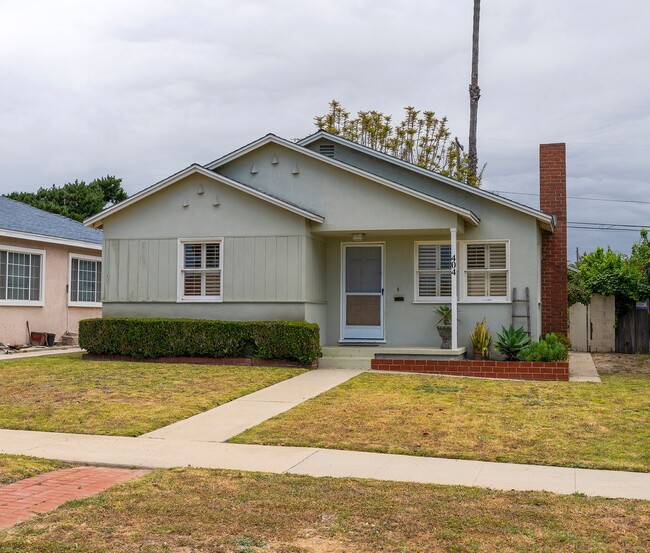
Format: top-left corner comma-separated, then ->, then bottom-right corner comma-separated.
342,244 -> 384,341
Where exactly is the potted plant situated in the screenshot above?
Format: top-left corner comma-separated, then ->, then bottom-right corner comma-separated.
494,324 -> 531,360
469,319 -> 492,359
434,305 -> 453,349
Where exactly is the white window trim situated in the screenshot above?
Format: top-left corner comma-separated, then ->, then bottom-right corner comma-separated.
413,240 -> 454,303
0,244 -> 46,307
459,239 -> 511,303
177,238 -> 224,303
68,253 -> 102,308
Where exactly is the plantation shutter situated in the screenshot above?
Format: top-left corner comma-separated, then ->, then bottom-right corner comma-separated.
465,243 -> 508,298
416,244 -> 451,299
182,242 -> 222,298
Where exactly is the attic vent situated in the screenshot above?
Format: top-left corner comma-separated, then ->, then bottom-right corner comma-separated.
319,144 -> 335,158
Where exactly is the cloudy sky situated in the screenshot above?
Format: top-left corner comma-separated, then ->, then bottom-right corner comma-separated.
1,0 -> 648,255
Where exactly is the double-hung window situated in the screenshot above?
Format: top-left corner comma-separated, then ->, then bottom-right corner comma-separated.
178,240 -> 222,301
0,246 -> 44,305
463,241 -> 509,301
414,242 -> 452,301
69,255 -> 102,306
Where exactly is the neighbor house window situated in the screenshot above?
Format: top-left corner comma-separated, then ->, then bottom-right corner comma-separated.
178,240 -> 222,301
414,242 -> 452,301
69,256 -> 102,305
463,241 -> 509,300
0,247 -> 44,304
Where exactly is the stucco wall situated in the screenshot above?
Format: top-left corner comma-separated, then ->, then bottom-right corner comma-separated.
217,143 -> 460,232
0,237 -> 101,345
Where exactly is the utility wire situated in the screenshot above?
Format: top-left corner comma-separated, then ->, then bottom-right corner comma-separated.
487,189 -> 650,205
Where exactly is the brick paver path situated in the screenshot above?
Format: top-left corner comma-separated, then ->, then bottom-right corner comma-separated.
0,466 -> 148,530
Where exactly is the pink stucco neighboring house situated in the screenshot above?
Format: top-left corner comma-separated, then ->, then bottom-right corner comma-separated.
0,197 -> 102,346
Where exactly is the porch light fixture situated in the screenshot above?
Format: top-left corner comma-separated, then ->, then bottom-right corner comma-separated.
351,233 -> 366,241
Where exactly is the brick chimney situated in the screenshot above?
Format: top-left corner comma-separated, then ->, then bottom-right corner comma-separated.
540,143 -> 568,336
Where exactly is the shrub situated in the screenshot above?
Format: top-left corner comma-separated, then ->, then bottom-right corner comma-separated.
469,319 -> 492,359
79,318 -> 321,364
494,324 -> 531,361
517,333 -> 568,362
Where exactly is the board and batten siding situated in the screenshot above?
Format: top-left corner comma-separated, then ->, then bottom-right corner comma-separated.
103,235 -> 309,303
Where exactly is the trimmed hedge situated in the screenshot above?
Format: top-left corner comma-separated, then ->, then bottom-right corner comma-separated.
79,318 -> 321,364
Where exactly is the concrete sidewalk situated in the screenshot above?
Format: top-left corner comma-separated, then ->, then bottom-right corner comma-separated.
0,429 -> 648,500
569,352 -> 602,382
142,368 -> 363,442
0,347 -> 82,361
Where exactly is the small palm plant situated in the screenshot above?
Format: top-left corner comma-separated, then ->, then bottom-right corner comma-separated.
434,305 -> 453,326
494,324 -> 531,361
469,319 -> 492,359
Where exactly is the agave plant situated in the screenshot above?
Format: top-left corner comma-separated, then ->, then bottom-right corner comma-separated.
434,305 -> 453,326
495,324 -> 531,361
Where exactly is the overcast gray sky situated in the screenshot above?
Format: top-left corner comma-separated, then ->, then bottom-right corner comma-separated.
1,0 -> 648,256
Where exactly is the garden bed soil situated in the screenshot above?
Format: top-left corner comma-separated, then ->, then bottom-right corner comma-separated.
82,353 -> 316,369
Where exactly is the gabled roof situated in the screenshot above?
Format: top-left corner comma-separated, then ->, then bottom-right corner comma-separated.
85,164 -> 325,228
0,196 -> 102,249
297,130 -> 555,231
205,133 -> 480,226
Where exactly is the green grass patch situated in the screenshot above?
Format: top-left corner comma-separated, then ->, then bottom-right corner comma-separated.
232,371 -> 650,472
1,469 -> 647,552
0,354 -> 305,436
0,454 -> 69,485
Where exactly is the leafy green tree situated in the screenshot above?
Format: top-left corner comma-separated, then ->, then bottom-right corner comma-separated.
569,231 -> 650,307
5,175 -> 126,222
314,100 -> 484,186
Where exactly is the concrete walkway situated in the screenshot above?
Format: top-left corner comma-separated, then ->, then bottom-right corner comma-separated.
0,347 -> 83,361
0,429 -> 648,500
569,352 -> 602,382
142,368 -> 363,442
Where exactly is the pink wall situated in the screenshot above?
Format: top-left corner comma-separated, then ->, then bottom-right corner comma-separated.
0,237 -> 102,346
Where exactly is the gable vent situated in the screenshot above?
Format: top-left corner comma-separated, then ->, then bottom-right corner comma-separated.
319,144 -> 335,158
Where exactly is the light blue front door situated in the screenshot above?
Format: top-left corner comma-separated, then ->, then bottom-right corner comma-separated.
341,244 -> 384,341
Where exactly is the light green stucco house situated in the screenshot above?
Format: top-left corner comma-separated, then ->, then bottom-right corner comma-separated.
86,132 -> 566,358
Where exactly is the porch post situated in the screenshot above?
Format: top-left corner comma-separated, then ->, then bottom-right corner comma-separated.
450,227 -> 458,350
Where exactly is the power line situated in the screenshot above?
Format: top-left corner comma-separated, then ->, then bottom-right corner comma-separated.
487,190 -> 650,205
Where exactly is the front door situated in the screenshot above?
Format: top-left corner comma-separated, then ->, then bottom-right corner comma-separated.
341,244 -> 384,341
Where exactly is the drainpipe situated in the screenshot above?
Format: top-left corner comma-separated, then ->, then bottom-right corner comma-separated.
450,227 -> 458,350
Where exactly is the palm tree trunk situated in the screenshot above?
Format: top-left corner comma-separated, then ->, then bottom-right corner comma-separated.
468,0 -> 481,181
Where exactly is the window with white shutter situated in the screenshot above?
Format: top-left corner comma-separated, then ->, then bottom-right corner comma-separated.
178,240 -> 222,301
414,242 -> 452,301
463,242 -> 509,300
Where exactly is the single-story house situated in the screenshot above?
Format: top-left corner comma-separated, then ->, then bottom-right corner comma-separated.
0,197 -> 103,345
85,132 -> 567,356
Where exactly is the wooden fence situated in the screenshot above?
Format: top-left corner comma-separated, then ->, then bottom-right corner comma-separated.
615,308 -> 650,353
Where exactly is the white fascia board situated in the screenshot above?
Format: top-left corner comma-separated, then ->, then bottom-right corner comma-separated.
298,130 -> 555,231
0,229 -> 102,251
206,134 -> 480,226
84,163 -> 324,227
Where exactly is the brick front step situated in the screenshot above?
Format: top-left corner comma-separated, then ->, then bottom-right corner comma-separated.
371,359 -> 569,381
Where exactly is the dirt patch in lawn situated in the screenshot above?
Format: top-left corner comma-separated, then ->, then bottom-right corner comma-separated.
1,469 -> 648,552
592,353 -> 650,375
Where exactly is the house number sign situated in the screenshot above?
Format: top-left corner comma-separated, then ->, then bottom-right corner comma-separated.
450,255 -> 457,275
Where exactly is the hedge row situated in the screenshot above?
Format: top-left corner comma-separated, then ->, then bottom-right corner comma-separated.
79,318 -> 321,364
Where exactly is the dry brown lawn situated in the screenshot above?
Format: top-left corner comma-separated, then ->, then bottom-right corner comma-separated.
0,454 -> 69,485
1,469 -> 648,552
0,354 -> 305,436
232,367 -> 650,472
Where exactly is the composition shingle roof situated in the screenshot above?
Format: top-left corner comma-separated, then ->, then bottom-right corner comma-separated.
0,196 -> 103,244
